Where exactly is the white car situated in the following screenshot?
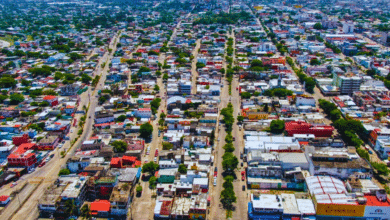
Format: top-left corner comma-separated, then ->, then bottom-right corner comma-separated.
154,157 -> 157,162
213,177 -> 217,186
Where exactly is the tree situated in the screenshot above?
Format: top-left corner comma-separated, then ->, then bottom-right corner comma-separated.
240,92 -> 251,99
222,152 -> 238,173
99,96 -> 107,103
64,199 -> 77,217
154,85 -> 160,91
178,164 -> 187,174
263,103 -> 269,112
117,115 -> 127,122
81,74 -> 92,84
237,115 -> 244,122
80,204 -> 91,220
112,140 -> 127,153
149,176 -> 157,189
270,120 -> 285,134
140,122 -> 153,139
58,168 -> 71,176
9,93 -> 25,105
371,162 -> 390,176
142,162 -> 159,175
196,62 -> 206,69
136,185 -> 143,194
250,59 -> 263,67
310,58 -> 321,66
220,187 -> 236,209
0,76 -> 17,88
313,23 -> 323,30
163,73 -> 169,80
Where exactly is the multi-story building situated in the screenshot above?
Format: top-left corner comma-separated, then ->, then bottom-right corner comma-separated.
333,73 -> 362,95
7,143 -> 37,170
374,139 -> 390,160
306,146 -> 373,179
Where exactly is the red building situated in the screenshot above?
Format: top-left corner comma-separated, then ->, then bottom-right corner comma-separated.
90,200 -> 110,217
7,143 -> 37,169
43,95 -> 59,106
12,134 -> 30,146
285,121 -> 334,137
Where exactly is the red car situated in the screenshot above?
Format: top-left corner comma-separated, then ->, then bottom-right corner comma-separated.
155,149 -> 159,157
39,161 -> 46,167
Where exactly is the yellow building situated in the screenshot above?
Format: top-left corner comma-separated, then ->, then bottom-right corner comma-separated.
247,112 -> 269,120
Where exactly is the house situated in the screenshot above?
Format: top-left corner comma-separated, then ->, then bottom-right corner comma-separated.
37,136 -> 59,150
60,84 -> 81,96
134,108 -> 152,118
7,143 -> 37,170
90,200 -> 111,217
43,95 -> 59,107
12,133 -> 30,146
285,121 -> 334,138
110,182 -> 133,216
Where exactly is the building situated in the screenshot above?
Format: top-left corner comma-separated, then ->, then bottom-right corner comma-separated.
245,136 -> 301,153
7,143 -> 37,170
38,176 -> 89,218
374,139 -> 390,160
306,146 -> 373,179
285,121 -> 335,138
179,80 -> 191,95
60,84 -> 81,96
306,176 -> 390,220
12,133 -> 30,146
37,136 -> 59,150
43,95 -> 59,107
90,200 -> 111,217
333,73 -> 363,95
248,193 -> 315,220
134,108 -> 152,118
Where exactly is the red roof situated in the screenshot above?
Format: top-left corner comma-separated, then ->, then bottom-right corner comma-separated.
365,195 -> 390,206
90,200 -> 111,212
0,195 -> 9,202
43,95 -> 57,100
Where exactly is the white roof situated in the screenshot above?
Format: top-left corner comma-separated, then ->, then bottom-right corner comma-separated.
193,178 -> 208,186
296,199 -> 316,215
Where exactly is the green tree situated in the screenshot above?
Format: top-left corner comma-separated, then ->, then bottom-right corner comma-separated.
220,186 -> 236,209
270,120 -> 285,134
178,164 -> 187,174
142,162 -> 159,175
371,162 -> 390,176
64,199 -> 77,217
240,92 -> 251,99
111,140 -> 127,153
116,115 -> 127,122
9,93 -> 24,105
140,122 -> 153,139
58,168 -> 71,176
154,85 -> 160,91
163,73 -> 169,80
310,58 -> 321,66
149,176 -> 157,189
313,23 -> 323,30
0,76 -> 17,88
237,115 -> 244,122
80,204 -> 91,220
136,185 -> 143,193
222,152 -> 238,173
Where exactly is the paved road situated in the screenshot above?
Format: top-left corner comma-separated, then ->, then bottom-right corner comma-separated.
130,14 -> 186,220
191,39 -> 201,94
3,31 -> 121,220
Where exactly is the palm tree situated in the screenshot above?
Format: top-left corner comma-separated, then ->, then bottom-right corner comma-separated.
64,199 -> 77,217
80,204 -> 91,220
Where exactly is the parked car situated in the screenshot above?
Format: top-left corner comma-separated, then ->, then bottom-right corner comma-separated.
213,177 -> 217,186
155,149 -> 159,157
242,185 -> 245,191
39,161 -> 46,167
11,181 -> 18,187
368,150 -> 373,154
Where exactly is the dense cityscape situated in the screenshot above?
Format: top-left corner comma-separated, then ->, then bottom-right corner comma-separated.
1,0 -> 390,219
